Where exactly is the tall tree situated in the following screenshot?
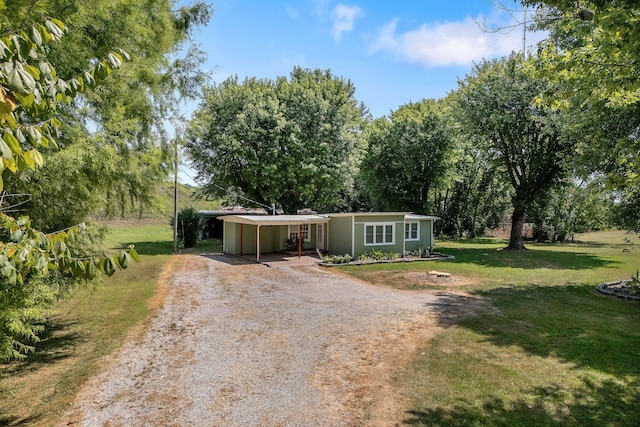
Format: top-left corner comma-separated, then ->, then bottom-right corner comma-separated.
525,0 -> 640,231
2,0 -> 212,226
360,99 -> 453,214
187,67 -> 369,214
454,54 -> 573,249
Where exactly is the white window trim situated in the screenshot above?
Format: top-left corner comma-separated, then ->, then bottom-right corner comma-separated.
289,224 -> 311,242
364,222 -> 395,246
405,221 -> 420,241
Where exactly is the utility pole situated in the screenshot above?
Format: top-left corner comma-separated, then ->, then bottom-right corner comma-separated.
173,135 -> 179,254
522,6 -> 527,55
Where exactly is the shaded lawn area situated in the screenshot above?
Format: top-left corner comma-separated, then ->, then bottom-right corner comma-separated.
340,231 -> 636,291
338,230 -> 640,426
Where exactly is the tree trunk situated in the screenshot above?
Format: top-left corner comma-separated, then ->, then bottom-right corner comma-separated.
508,208 -> 527,250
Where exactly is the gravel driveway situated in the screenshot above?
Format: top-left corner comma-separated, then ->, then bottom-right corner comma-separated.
60,254 -> 456,426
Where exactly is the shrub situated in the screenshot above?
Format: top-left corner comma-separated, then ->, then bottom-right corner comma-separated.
170,207 -> 205,249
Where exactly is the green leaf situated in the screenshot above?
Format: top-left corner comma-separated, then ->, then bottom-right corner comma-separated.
107,52 -> 122,69
44,20 -> 64,40
94,62 -> 108,81
71,259 -> 85,276
85,260 -> 97,279
0,134 -> 13,159
53,241 -> 67,256
128,246 -> 140,262
8,65 -> 37,95
23,64 -> 40,81
100,257 -> 116,277
0,40 -> 10,59
29,26 -> 43,46
2,131 -> 20,156
30,149 -> 43,167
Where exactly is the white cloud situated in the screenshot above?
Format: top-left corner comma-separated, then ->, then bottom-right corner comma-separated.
331,4 -> 364,42
369,14 -> 546,68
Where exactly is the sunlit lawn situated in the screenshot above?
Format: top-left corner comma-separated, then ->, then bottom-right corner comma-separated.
0,222 -> 176,426
340,230 -> 640,426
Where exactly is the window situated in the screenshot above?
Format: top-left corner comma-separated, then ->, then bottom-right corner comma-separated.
364,223 -> 395,245
289,224 -> 310,242
405,222 -> 419,241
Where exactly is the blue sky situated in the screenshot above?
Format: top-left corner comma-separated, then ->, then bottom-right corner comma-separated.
187,0 -> 546,118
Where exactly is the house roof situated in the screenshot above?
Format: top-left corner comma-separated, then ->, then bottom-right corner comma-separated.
221,214 -> 330,226
199,206 -> 270,217
405,214 -> 440,221
326,212 -> 440,221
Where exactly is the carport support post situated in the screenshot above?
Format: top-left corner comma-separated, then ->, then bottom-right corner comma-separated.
240,224 -> 243,256
298,224 -> 302,258
257,225 -> 261,261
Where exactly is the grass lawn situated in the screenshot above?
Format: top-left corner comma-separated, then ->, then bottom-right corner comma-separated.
340,230 -> 640,426
0,222 -> 215,426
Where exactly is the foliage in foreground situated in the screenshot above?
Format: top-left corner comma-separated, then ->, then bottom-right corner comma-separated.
0,217 -> 139,360
0,11 -> 140,361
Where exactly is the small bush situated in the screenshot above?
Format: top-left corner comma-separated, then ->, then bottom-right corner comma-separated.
322,254 -> 353,264
169,207 -> 205,248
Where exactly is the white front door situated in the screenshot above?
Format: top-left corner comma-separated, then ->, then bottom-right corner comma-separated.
316,223 -> 325,250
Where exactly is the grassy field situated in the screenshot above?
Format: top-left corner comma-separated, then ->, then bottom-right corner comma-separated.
341,230 -> 640,426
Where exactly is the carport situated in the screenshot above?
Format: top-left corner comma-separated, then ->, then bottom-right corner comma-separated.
221,215 -> 330,261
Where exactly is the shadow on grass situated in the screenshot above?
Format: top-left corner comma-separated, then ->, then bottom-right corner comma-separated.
117,240 -> 173,256
403,377 -> 639,426
118,238 -> 222,256
437,247 -> 618,270
461,284 -> 640,377
0,414 -> 42,427
1,319 -> 83,376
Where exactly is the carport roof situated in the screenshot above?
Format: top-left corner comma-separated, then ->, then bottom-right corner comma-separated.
221,214 -> 329,226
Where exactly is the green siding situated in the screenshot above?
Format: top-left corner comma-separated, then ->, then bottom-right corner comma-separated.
223,222 -> 258,255
404,219 -> 434,253
328,216 -> 353,255
259,226 -> 275,253
354,215 -> 405,256
223,221 -> 237,254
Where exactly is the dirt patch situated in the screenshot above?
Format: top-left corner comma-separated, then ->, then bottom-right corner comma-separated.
59,254 -> 483,426
403,271 -> 476,286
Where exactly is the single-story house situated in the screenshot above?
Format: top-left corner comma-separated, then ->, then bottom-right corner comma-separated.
199,206 -> 270,239
222,212 -> 438,261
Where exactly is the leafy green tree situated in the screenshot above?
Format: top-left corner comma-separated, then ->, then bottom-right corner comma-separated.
187,67 -> 369,214
2,0 -> 212,224
436,144 -> 511,238
525,0 -> 640,232
0,9 -> 141,361
360,99 -> 454,214
454,54 -> 573,249
525,0 -> 640,108
529,177 -> 615,242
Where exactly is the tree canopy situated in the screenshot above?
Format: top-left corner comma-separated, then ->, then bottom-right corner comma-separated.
187,67 -> 368,214
455,54 -> 573,249
360,99 -> 453,214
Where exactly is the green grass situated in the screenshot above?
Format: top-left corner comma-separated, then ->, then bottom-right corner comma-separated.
339,230 -> 640,426
341,231 -> 638,291
0,222 -> 178,426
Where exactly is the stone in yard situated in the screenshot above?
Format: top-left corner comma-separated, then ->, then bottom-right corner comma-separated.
428,271 -> 451,278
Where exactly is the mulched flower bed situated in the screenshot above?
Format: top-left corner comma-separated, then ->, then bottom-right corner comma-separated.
596,281 -> 640,301
319,253 -> 455,267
